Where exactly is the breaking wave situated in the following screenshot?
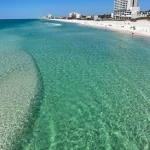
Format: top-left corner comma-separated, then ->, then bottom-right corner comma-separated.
44,22 -> 62,27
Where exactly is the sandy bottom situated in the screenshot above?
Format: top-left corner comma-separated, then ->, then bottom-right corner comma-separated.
0,50 -> 39,150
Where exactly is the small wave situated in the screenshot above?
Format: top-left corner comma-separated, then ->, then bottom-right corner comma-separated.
44,22 -> 62,27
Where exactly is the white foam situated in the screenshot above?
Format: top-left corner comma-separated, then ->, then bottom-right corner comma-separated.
44,22 -> 62,27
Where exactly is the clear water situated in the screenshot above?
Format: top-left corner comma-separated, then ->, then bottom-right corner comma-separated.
0,41 -> 42,149
0,19 -> 150,150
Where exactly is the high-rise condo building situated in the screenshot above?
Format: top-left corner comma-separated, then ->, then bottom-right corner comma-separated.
114,0 -> 128,10
69,12 -> 81,19
127,0 -> 138,9
113,0 -> 140,19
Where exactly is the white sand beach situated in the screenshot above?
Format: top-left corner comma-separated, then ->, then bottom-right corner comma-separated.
51,19 -> 150,37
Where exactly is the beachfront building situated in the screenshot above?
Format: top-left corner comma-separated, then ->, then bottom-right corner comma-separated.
69,12 -> 81,19
111,13 -> 114,18
94,15 -> 111,21
81,15 -> 86,20
41,16 -> 47,19
86,15 -> 93,20
47,14 -> 52,19
127,0 -> 138,9
94,15 -> 99,21
41,14 -> 53,19
140,10 -> 150,17
113,0 -> 140,19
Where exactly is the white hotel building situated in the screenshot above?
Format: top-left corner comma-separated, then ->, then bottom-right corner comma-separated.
114,0 -> 140,19
69,12 -> 81,19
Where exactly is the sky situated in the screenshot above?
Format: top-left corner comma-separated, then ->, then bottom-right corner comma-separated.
0,0 -> 150,19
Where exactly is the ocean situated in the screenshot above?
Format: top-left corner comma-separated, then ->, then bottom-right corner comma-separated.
0,19 -> 150,150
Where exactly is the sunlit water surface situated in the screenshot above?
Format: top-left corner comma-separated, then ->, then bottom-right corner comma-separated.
0,19 -> 150,150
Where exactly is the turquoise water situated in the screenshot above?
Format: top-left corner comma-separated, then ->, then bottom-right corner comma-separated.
0,19 -> 150,150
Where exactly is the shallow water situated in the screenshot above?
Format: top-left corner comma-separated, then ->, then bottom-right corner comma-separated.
0,19 -> 150,150
0,50 -> 40,150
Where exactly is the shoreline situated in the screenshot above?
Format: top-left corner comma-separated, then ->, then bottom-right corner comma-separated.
48,19 -> 150,38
